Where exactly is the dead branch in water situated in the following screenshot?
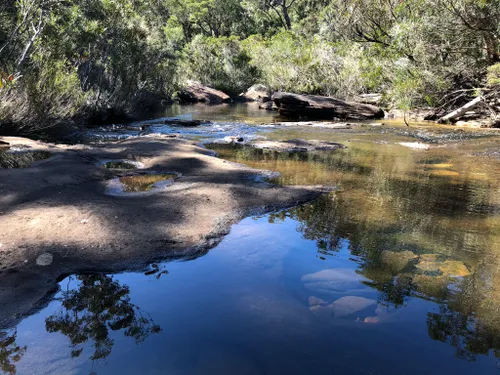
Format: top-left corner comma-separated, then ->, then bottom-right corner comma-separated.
438,96 -> 484,123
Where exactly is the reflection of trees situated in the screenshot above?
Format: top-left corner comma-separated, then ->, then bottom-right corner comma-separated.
45,274 -> 161,361
278,191 -> 500,360
362,273 -> 415,308
259,144 -> 500,362
269,194 -> 342,255
0,331 -> 26,375
427,305 -> 500,361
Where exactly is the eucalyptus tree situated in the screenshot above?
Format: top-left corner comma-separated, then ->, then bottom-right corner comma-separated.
243,0 -> 305,31
165,0 -> 254,39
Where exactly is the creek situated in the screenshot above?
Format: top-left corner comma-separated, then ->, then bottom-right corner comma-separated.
3,104 -> 500,375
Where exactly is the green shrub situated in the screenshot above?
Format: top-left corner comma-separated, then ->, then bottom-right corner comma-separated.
487,64 -> 500,87
180,35 -> 258,96
244,32 -> 367,99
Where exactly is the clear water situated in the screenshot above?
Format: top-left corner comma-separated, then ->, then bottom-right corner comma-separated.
3,105 -> 500,375
79,103 -> 282,143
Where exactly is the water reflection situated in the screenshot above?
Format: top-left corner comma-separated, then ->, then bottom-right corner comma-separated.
276,194 -> 500,360
211,141 -> 500,362
0,331 -> 26,375
4,131 -> 500,373
45,275 -> 161,361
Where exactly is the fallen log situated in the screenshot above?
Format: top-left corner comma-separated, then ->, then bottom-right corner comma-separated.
272,92 -> 385,120
438,96 -> 483,123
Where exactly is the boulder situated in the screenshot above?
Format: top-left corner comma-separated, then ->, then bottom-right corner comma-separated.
355,93 -> 383,105
381,250 -> 417,273
331,296 -> 377,318
177,81 -> 231,104
258,101 -> 278,111
239,84 -> 271,103
272,92 -> 385,120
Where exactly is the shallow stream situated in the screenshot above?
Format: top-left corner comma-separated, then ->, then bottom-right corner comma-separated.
3,104 -> 500,375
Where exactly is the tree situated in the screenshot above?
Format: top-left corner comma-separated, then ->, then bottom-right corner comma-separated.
244,0 -> 304,30
166,0 -> 253,39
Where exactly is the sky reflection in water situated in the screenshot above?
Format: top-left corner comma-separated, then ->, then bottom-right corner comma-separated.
6,211 -> 499,375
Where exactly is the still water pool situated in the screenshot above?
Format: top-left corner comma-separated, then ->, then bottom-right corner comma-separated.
3,108 -> 500,375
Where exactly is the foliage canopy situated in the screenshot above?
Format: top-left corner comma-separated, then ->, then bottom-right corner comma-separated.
0,0 -> 499,132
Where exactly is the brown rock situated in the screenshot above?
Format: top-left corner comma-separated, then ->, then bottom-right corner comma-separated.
381,250 -> 417,273
272,92 -> 385,120
240,84 -> 271,103
258,101 -> 278,111
177,81 -> 231,104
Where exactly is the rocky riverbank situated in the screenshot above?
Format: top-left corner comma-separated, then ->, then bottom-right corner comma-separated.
0,135 -> 328,329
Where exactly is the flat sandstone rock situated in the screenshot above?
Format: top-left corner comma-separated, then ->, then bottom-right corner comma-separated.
0,135 -> 326,329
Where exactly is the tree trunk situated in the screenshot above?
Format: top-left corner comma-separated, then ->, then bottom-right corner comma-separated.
282,2 -> 291,29
17,13 -> 44,70
438,96 -> 483,123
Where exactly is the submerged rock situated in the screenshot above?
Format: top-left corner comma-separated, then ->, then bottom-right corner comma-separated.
239,84 -> 271,103
177,81 -> 231,104
419,254 -> 442,262
309,296 -> 327,307
415,259 -> 441,273
413,274 -> 449,296
331,296 -> 377,318
302,268 -> 370,294
415,255 -> 471,277
251,139 -> 344,152
381,250 -> 417,273
308,295 -> 378,318
272,92 -> 385,120
439,260 -> 471,277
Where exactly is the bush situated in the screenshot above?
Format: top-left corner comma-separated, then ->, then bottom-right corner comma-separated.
487,64 -> 500,87
244,32 -> 366,99
180,35 -> 258,96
